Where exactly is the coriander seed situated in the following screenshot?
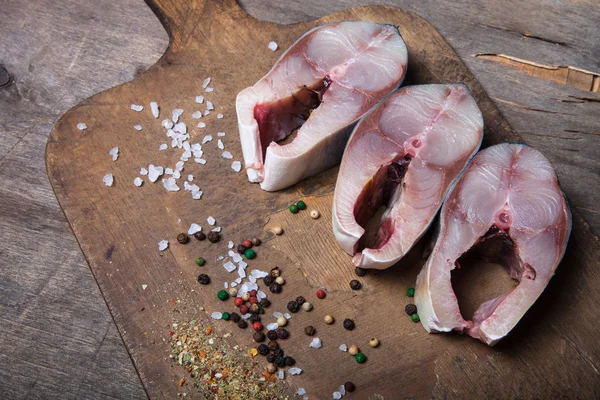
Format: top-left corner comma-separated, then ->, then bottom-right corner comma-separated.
348,345 -> 359,356
177,233 -> 189,244
324,315 -> 334,325
304,325 -> 316,336
276,316 -> 287,327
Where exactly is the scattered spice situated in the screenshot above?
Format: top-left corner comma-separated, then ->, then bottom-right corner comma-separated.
405,303 -> 417,316
177,233 -> 190,244
344,381 -> 356,393
355,267 -> 367,277
349,280 -> 362,290
267,330 -> 278,340
369,337 -> 380,348
316,289 -> 326,299
193,231 -> 206,241
355,352 -> 367,364
272,226 -> 284,235
269,282 -> 282,294
304,325 -> 316,336
324,315 -> 335,325
348,345 -> 359,356
276,328 -> 289,339
178,377 -> 185,386
195,257 -> 206,266
217,290 -> 229,301
411,313 -> 420,323
310,210 -> 320,219
301,302 -> 313,312
296,200 -> 306,210
207,231 -> 221,243
287,301 -> 299,313
343,319 -> 355,331
289,204 -> 299,214
245,249 -> 256,259
197,274 -> 210,285
407,287 -> 415,297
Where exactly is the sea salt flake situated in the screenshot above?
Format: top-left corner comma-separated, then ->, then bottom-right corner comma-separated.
109,147 -> 119,161
339,385 -> 346,396
231,161 -> 242,172
284,313 -> 292,320
150,102 -> 159,118
211,226 -> 222,232
333,391 -> 342,400
248,276 -> 256,283
273,312 -> 283,318
230,282 -> 238,287
140,167 -> 148,176
267,323 -> 279,331
162,177 -> 180,191
232,253 -> 243,263
158,240 -> 168,251
207,216 -> 216,225
217,113 -> 224,119
173,122 -> 187,134
204,110 -> 211,116
192,111 -> 202,119
289,368 -> 302,376
217,131 -> 225,137
211,312 -> 222,320
217,139 -> 224,150
297,388 -> 306,396
257,290 -> 267,301
223,261 -> 236,273
278,370 -> 284,380
224,282 -> 228,289
250,270 -> 268,279
134,177 -> 143,187
237,265 -> 246,279
188,174 -> 193,182
339,344 -> 348,352
131,104 -> 143,112
192,190 -> 203,199
148,164 -> 163,182
195,95 -> 204,104
205,87 -> 214,93
76,122 -> 87,130
159,143 -> 168,151
268,41 -> 278,51
242,313 -> 252,320
142,284 -> 148,290
162,119 -> 173,129
165,168 -> 174,175
188,223 -> 202,235
172,170 -> 181,179
206,101 -> 214,111
103,174 -> 114,186
202,135 -> 213,144
228,250 -> 236,258
228,241 -> 234,249
197,122 -> 206,128
222,151 -> 233,159
202,77 -> 211,88
176,161 -> 185,170
172,109 -> 184,123
134,124 -> 142,131
309,337 -> 322,349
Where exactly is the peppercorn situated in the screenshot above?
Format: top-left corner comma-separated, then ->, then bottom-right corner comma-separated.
284,356 -> 296,366
244,249 -> 256,259
266,363 -> 277,374
411,313 -> 420,323
252,322 -> 263,332
230,312 -> 241,323
250,289 -> 258,297
304,325 -> 316,336
344,382 -> 356,393
407,287 -> 415,297
257,343 -> 269,355
249,314 -> 260,323
177,233 -> 189,244
355,267 -> 367,277
277,328 -> 289,339
343,319 -> 355,330
355,352 -> 367,363
275,356 -> 286,367
276,316 -> 287,327
316,289 -> 326,299
324,315 -> 334,325
249,304 -> 260,314
275,276 -> 285,285
259,298 -> 271,308
263,275 -> 274,286
272,348 -> 284,358
197,274 -> 210,285
296,200 -> 306,210
217,290 -> 229,301
237,244 -> 247,254
222,312 -> 230,321
348,345 -> 359,356
268,340 -> 279,351
267,330 -> 278,341
349,280 -> 362,290
251,237 -> 262,246
272,226 -> 283,235
207,231 -> 220,243
369,337 -> 380,348
195,257 -> 206,266
310,210 -> 320,219
269,282 -> 282,293
289,204 -> 299,214
242,292 -> 251,301
228,287 -> 238,297
239,304 -> 249,315
249,296 -> 258,304
253,331 -> 266,343
237,319 -> 248,329
294,296 -> 305,306
266,353 -> 276,363
405,303 -> 417,316
233,297 -> 244,307
287,301 -> 299,313
270,267 -> 281,278
193,231 -> 206,241
301,302 -> 313,312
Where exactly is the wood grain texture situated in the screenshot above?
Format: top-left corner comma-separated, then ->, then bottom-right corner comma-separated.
44,0 -> 600,398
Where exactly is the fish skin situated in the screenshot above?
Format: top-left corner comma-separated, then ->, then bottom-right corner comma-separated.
236,21 -> 408,191
332,83 -> 484,270
415,143 -> 572,346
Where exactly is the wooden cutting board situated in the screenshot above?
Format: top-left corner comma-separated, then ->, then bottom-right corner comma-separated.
46,0 -> 600,398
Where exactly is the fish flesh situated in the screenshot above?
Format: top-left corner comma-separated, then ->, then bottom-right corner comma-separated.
415,143 -> 571,346
332,84 -> 483,270
236,21 -> 408,191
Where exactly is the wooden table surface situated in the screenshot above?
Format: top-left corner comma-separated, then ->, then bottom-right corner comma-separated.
1,0 -> 597,398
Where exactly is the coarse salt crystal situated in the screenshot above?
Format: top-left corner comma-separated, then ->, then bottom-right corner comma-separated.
206,101 -> 214,111
165,168 -> 174,175
217,113 -> 224,119
224,282 -> 228,289
217,140 -> 224,150
148,164 -> 163,182
131,104 -> 143,112
202,77 -> 211,88
230,282 -> 237,287
217,132 -> 225,137
158,240 -> 168,251
250,270 -> 268,279
134,124 -> 142,131
212,226 -> 222,232
162,119 -> 173,129
268,41 -> 278,51
162,177 -> 180,192
284,313 -> 292,320
150,102 -> 159,118
297,388 -> 306,396
309,337 -> 322,349
193,157 -> 205,165
204,110 -> 211,116
172,109 -> 184,123
267,323 -> 279,331
223,261 -> 236,273
288,368 -> 302,376
176,161 -> 185,170
339,344 -> 348,352
134,177 -> 143,187
188,223 -> 202,235
273,312 -> 283,318
207,216 -> 216,225
339,385 -> 346,396
202,135 -> 213,144
192,111 -> 202,119
205,87 -> 214,93
172,170 -> 181,179
140,167 -> 148,175
195,95 -> 204,104
197,122 -> 206,128
109,147 -> 119,161
257,290 -> 267,301
232,253 -> 243,263
76,122 -> 87,130
231,161 -> 242,172
242,313 -> 252,320
187,174 -> 193,182
103,174 -> 114,186
215,373 -> 223,379
228,241 -> 234,249
237,264 -> 246,279
211,312 -> 222,320
222,151 -> 233,159
333,391 -> 342,400
173,122 -> 187,134
278,370 -> 284,380
158,143 -> 168,151
142,284 -> 148,290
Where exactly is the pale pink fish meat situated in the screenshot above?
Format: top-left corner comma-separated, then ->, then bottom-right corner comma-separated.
332,84 -> 483,270
236,21 -> 408,191
415,143 -> 571,346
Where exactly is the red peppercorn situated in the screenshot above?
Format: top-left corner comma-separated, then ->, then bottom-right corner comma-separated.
243,239 -> 253,249
240,304 -> 249,315
234,297 -> 245,307
252,322 -> 263,331
250,289 -> 258,297
316,289 -> 326,299
249,296 -> 258,304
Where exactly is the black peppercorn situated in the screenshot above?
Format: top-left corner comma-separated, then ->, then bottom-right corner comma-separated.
343,319 -> 355,331
355,267 -> 367,277
263,275 -> 274,286
304,325 -> 316,336
276,328 -> 289,339
272,348 -> 284,358
257,344 -> 269,355
344,381 -> 356,393
405,303 -> 417,316
269,282 -> 281,293
237,319 -> 248,329
193,231 -> 206,241
274,356 -> 285,367
268,340 -> 279,351
249,314 -> 260,323
266,353 -> 276,363
207,231 -> 221,243
295,296 -> 305,306
270,267 -> 281,278
267,330 -> 278,341
284,356 -> 296,366
253,331 -> 266,343
177,233 -> 189,244
197,274 -> 210,285
287,300 -> 299,313
349,279 -> 362,290
249,304 -> 260,314
259,298 -> 271,308
237,244 -> 247,254
230,312 -> 241,323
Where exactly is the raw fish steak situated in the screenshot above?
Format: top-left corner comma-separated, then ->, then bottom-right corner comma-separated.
415,143 -> 571,346
236,21 -> 408,191
332,84 -> 483,270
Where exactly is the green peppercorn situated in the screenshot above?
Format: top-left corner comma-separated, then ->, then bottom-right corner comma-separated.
289,204 -> 299,214
244,249 -> 256,259
222,312 -> 230,321
217,290 -> 229,301
296,200 -> 306,210
195,257 -> 206,266
355,352 -> 367,364
411,313 -> 420,323
407,287 -> 415,297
